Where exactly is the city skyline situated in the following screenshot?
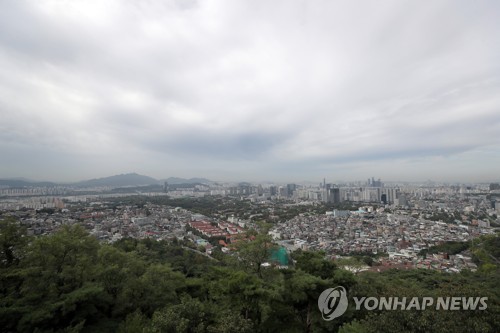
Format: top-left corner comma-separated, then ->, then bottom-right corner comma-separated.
0,171 -> 498,186
1,0 -> 499,182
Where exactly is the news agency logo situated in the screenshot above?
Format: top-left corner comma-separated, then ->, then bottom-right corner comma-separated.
318,286 -> 349,320
318,286 -> 488,321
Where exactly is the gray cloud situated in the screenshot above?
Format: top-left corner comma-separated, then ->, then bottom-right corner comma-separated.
146,130 -> 292,160
0,0 -> 499,182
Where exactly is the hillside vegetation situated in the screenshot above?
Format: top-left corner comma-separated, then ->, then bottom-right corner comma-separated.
1,217 -> 499,333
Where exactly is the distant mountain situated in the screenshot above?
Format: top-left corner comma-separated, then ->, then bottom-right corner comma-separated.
161,177 -> 212,185
75,173 -> 159,188
0,174 -> 210,188
0,179 -> 58,188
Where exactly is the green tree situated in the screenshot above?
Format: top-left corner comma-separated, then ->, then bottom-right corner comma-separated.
293,250 -> 337,279
117,310 -> 152,333
0,218 -> 32,331
135,264 -> 186,315
281,269 -> 334,333
339,320 -> 370,333
208,268 -> 268,322
233,231 -> 277,278
0,217 -> 30,268
97,245 -> 147,317
15,225 -> 105,331
151,295 -> 209,333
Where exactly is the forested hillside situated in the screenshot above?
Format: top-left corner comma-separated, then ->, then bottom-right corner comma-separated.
1,217 -> 499,333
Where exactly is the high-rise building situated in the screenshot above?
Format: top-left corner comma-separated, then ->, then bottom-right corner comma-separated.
398,194 -> 408,207
381,194 -> 387,204
381,188 -> 399,204
490,183 -> 500,191
367,177 -> 383,187
270,186 -> 277,196
329,188 -> 341,203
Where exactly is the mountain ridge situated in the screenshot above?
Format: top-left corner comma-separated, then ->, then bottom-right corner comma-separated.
74,173 -> 159,187
0,173 -> 213,188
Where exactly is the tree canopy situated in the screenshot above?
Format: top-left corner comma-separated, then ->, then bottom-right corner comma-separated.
0,217 -> 499,332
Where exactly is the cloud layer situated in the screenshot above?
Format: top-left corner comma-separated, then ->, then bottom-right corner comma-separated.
1,0 -> 499,182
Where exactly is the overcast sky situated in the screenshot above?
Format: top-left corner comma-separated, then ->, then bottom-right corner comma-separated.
1,0 -> 499,183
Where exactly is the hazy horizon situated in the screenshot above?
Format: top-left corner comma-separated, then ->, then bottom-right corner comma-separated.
1,1 -> 499,183
1,172 -> 498,186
